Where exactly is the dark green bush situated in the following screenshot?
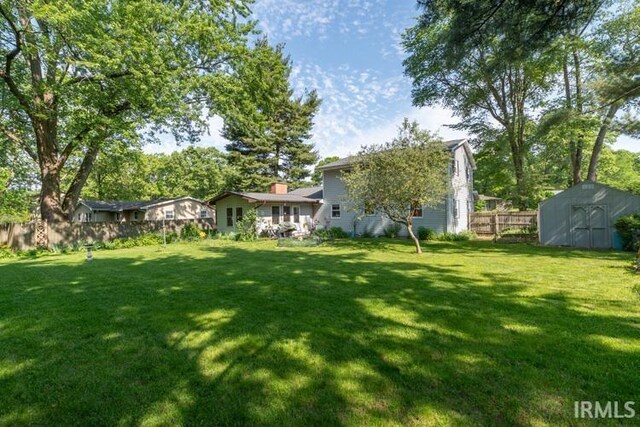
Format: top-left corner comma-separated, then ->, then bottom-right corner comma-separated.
383,223 -> 402,238
436,231 -> 475,241
614,214 -> 640,251
418,227 -> 435,241
104,233 -> 164,250
236,209 -> 258,241
329,227 -> 349,238
180,223 -> 203,240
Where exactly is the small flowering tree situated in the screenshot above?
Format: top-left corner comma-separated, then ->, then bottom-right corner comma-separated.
342,119 -> 450,254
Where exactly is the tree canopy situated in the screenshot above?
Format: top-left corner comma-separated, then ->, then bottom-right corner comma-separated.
0,0 -> 256,221
342,119 -> 450,254
404,0 -> 639,208
223,39 -> 320,191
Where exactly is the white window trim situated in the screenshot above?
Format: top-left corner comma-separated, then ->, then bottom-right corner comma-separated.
331,203 -> 341,219
165,210 -> 175,220
200,209 -> 208,218
292,205 -> 300,223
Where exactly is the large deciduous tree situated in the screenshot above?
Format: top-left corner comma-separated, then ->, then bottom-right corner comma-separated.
405,19 -> 546,209
0,0 -> 254,221
342,119 -> 450,254
223,39 -> 320,191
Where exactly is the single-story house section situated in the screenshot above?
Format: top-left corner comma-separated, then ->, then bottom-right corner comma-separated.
208,183 -> 322,235
539,181 -> 640,249
73,197 -> 214,223
315,139 -> 476,237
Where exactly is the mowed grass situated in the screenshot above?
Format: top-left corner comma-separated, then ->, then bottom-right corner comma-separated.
0,239 -> 639,426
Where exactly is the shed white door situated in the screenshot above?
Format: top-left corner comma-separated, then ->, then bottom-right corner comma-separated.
571,205 -> 608,248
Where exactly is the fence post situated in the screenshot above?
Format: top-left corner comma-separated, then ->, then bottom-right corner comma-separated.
493,211 -> 499,242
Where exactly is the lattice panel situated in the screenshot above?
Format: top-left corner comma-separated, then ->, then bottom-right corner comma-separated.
35,221 -> 48,248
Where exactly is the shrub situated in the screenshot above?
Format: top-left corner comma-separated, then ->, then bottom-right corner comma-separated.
614,214 -> 640,251
104,233 -> 163,250
0,245 -> 15,259
313,227 -> 349,239
418,227 -> 435,241
436,231 -> 475,241
180,222 -> 203,241
329,227 -> 349,239
235,209 -> 258,241
277,236 -> 321,247
383,223 -> 402,238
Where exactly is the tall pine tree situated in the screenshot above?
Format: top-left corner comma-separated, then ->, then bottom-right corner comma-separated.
223,39 -> 320,191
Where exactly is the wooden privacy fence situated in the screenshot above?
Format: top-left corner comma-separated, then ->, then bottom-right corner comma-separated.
469,211 -> 538,237
0,218 -> 215,251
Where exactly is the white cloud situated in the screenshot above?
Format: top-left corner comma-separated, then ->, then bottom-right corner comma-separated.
314,106 -> 468,158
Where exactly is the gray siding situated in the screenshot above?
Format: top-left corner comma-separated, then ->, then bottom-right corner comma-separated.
318,144 -> 474,237
539,182 -> 640,248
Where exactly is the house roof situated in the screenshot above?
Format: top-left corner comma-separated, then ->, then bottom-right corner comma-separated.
79,197 -> 204,212
288,186 -> 323,200
317,139 -> 475,171
208,191 -> 320,205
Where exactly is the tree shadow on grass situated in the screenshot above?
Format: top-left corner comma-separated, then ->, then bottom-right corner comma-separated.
0,242 -> 639,425
334,238 -> 635,262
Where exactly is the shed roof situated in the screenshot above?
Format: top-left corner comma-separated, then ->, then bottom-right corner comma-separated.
539,181 -> 640,207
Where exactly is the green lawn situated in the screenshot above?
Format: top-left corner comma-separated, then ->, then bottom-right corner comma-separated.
1,239 -> 639,426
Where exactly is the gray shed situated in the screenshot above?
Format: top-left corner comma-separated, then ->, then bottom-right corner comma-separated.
539,181 -> 640,249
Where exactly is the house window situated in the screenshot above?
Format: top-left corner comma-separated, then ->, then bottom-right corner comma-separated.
77,213 -> 81,221
293,206 -> 300,223
236,207 -> 243,222
452,199 -> 459,218
226,207 -> 233,226
272,206 -> 280,224
412,207 -> 423,218
331,204 -> 341,218
165,210 -> 175,220
83,213 -> 92,222
283,206 -> 291,222
115,213 -> 121,221
200,209 -> 208,218
134,211 -> 139,220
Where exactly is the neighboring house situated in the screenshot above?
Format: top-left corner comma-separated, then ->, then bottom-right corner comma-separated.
73,197 -> 214,223
474,193 -> 506,211
539,181 -> 640,249
209,183 -> 322,235
315,139 -> 476,237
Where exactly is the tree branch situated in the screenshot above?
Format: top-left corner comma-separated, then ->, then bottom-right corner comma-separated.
0,123 -> 37,162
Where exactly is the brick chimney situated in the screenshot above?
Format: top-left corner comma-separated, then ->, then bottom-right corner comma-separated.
270,182 -> 288,194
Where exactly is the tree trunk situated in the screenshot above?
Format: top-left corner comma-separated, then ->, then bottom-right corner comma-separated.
587,103 -> 620,181
406,219 -> 422,254
34,120 -> 66,222
62,141 -> 101,219
508,135 -> 528,210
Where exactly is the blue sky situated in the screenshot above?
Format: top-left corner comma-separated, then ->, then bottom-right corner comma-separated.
150,0 -> 638,157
